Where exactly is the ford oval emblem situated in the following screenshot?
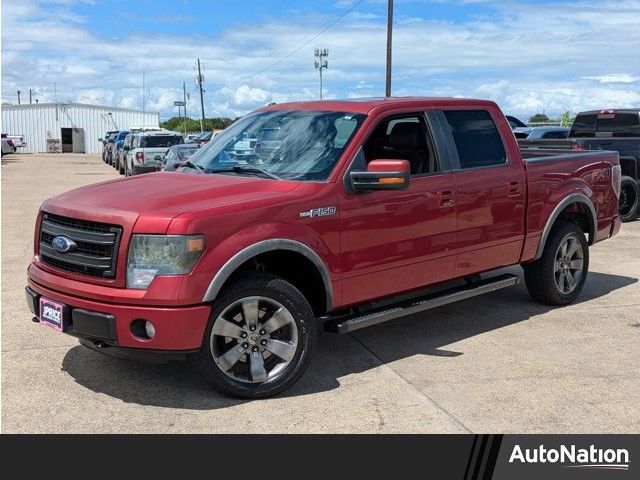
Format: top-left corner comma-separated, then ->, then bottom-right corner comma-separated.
52,236 -> 77,253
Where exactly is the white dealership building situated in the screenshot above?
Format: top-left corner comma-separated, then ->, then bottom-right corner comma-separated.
1,102 -> 160,154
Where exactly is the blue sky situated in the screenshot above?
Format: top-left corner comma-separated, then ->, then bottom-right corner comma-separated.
2,0 -> 639,120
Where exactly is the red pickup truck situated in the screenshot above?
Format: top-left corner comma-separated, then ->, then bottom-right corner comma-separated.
26,98 -> 622,398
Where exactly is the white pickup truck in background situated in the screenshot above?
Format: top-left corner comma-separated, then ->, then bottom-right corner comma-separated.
6,134 -> 26,149
2,133 -> 17,156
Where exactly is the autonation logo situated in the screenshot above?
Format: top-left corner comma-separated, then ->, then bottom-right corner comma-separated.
509,444 -> 630,471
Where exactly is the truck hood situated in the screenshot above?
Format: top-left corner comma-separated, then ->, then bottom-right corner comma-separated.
42,172 -> 300,233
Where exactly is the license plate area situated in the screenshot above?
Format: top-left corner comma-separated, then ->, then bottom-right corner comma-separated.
39,297 -> 66,332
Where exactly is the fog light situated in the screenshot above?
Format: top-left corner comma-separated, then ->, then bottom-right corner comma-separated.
130,319 -> 155,340
145,321 -> 156,339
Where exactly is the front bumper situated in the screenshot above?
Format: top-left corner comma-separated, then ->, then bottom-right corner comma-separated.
26,281 -> 211,351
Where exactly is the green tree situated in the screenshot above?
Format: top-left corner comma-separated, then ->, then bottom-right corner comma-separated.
160,116 -> 234,133
560,111 -> 574,127
529,113 -> 550,123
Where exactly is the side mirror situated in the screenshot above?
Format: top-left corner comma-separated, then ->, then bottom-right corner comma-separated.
350,159 -> 410,192
98,138 -> 103,142
123,145 -> 130,151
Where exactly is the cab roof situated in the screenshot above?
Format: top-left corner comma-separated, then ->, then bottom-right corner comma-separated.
259,97 -> 498,115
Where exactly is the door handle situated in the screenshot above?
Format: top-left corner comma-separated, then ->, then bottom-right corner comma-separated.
508,181 -> 521,197
438,190 -> 455,207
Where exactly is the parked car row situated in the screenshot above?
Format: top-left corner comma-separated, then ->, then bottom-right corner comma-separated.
100,128 -> 185,176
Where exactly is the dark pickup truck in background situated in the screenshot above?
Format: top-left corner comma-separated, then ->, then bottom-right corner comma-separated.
519,109 -> 640,221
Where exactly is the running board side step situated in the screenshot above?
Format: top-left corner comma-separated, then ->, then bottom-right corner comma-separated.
323,274 -> 520,334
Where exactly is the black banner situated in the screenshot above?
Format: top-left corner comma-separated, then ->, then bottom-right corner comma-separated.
0,435 -> 636,478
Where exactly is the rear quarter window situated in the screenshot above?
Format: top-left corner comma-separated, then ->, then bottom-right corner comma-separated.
443,110 -> 506,169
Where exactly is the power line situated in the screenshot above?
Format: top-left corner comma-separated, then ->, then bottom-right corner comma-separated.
243,0 -> 366,81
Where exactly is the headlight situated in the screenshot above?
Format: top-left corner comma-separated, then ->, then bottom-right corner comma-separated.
127,234 -> 205,289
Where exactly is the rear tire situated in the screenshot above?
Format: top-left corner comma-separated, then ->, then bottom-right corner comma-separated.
523,221 -> 589,306
619,175 -> 639,222
195,273 -> 317,399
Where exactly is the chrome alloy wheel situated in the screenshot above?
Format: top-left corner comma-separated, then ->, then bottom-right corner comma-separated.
209,296 -> 299,384
554,234 -> 584,294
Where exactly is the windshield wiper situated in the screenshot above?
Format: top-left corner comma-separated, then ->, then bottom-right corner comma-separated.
211,166 -> 280,180
177,160 -> 205,174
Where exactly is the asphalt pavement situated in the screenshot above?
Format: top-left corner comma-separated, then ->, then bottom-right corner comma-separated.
2,153 -> 639,433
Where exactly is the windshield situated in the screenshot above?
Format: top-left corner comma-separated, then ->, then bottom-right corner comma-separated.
176,146 -> 199,160
140,135 -> 183,148
186,110 -> 365,181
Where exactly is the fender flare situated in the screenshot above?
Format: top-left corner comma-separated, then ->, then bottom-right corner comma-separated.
534,193 -> 597,260
202,239 -> 333,310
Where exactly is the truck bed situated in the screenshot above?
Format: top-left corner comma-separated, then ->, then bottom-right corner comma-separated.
518,147 -> 620,262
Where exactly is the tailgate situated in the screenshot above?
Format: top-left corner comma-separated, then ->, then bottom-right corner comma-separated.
141,148 -> 169,166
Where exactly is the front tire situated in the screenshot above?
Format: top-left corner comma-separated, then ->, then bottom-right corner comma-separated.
195,273 -> 317,399
523,221 -> 589,305
619,175 -> 639,222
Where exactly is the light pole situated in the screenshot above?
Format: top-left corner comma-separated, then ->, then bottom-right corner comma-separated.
314,49 -> 329,100
386,0 -> 393,97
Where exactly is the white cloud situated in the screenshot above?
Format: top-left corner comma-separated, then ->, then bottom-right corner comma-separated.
2,0 -> 640,119
65,65 -> 97,75
582,74 -> 640,84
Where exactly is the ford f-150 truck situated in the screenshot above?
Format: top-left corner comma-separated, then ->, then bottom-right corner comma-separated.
26,98 -> 622,398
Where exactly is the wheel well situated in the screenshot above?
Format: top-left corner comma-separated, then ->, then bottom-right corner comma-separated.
555,201 -> 594,242
225,250 -> 328,316
620,156 -> 638,181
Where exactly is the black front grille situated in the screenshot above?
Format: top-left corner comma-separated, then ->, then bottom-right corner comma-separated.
39,213 -> 122,278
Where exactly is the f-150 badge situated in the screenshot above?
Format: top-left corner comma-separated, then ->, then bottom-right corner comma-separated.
299,206 -> 337,218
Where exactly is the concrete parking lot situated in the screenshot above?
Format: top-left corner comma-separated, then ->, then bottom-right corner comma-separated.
2,152 -> 639,433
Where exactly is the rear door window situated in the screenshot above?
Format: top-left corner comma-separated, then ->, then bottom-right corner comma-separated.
442,110 -> 506,169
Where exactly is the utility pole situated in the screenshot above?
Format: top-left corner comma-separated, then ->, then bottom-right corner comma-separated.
17,90 -> 21,105
385,0 -> 393,97
314,49 -> 329,100
142,71 -> 146,132
29,89 -> 33,104
183,82 -> 187,136
196,59 -> 205,132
